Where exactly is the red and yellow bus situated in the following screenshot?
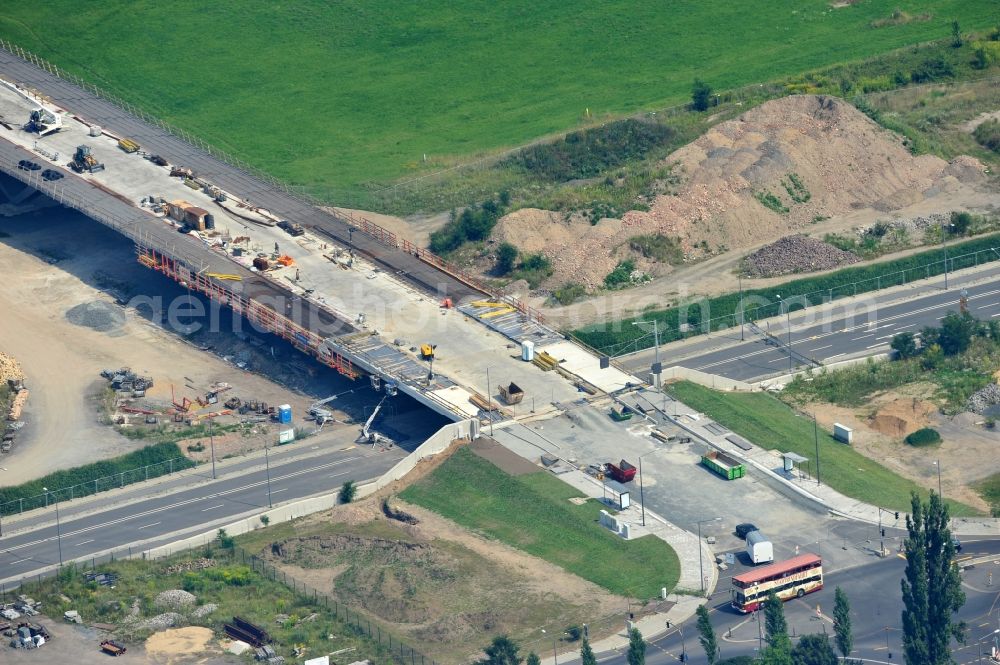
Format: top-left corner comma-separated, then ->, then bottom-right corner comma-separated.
730,553 -> 823,613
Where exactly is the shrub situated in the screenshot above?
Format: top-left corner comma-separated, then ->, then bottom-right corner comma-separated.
340,479 -> 357,504
604,259 -> 637,288
629,234 -> 684,264
905,428 -> 942,447
552,283 -> 587,306
973,119 -> 1000,153
691,79 -> 713,112
910,57 -> 954,83
505,119 -> 674,182
512,253 -> 554,288
429,196 -> 508,254
216,528 -> 235,549
891,332 -> 919,359
495,242 -> 518,275
754,191 -> 789,214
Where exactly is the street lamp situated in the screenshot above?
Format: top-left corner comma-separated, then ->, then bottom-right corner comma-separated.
942,222 -> 956,290
486,366 -> 495,437
632,320 -> 661,385
978,628 -> 999,664
264,447 -> 273,509
738,274 -> 746,341
637,450 -> 659,527
693,517 -> 722,594
777,294 -> 793,372
42,487 -> 63,567
933,460 -> 943,497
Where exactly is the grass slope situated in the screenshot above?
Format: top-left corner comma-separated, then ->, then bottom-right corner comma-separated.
1,1 -> 995,195
666,381 -> 981,516
400,447 -> 680,597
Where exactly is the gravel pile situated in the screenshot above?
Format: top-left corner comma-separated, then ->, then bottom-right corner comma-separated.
140,612 -> 184,631
65,301 -> 126,333
743,235 -> 861,277
192,603 -> 218,619
966,383 -> 1000,414
154,589 -> 197,610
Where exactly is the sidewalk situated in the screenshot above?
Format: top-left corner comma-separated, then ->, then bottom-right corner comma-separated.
640,391 -> 1000,538
491,433 -> 715,663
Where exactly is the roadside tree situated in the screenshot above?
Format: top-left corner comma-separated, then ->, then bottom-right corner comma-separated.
626,627 -> 646,665
833,587 -> 854,660
697,604 -> 719,664
790,633 -> 838,665
476,636 -> 523,665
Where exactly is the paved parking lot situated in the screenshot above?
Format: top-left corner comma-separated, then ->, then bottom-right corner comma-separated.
495,396 -> 892,580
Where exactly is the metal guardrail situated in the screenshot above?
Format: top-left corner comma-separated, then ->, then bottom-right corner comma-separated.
0,457 -> 195,519
602,246 -> 1000,358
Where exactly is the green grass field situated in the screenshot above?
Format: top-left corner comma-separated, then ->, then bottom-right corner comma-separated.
666,381 -> 981,516
400,447 -> 680,597
1,1 -> 995,198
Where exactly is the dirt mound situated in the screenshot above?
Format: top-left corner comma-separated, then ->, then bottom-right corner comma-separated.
0,351 -> 24,383
490,95 -> 987,289
743,235 -> 860,277
869,398 -> 937,437
145,626 -> 217,664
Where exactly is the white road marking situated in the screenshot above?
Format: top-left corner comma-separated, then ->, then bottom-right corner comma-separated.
270,488 -> 289,494
328,471 -> 350,479
0,455 -> 367,555
75,539 -> 94,546
10,558 -> 29,564
867,342 -> 886,349
201,504 -> 225,512
976,303 -> 996,309
895,324 -> 914,331
852,334 -> 875,341
826,353 -> 845,360
808,345 -> 832,352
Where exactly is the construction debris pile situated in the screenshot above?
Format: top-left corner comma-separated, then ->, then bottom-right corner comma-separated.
741,235 -> 860,278
966,383 -> 1000,414
2,597 -> 49,651
1,595 -> 42,621
65,300 -> 126,333
101,367 -> 154,396
2,352 -> 28,454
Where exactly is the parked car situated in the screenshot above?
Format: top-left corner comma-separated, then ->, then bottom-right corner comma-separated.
17,159 -> 40,171
41,169 -> 63,181
735,523 -> 759,540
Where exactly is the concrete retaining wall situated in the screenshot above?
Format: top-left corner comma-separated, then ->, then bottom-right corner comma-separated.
142,418 -> 479,560
661,366 -> 754,392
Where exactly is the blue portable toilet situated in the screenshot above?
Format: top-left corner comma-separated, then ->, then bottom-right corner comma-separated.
278,404 -> 292,424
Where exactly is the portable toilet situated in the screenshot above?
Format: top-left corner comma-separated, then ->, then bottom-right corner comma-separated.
521,340 -> 535,362
277,404 -> 292,424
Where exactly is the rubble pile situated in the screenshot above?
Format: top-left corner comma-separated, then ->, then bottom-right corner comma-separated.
163,558 -> 216,575
0,352 -> 24,383
742,235 -> 860,277
966,383 -> 1000,414
154,589 -> 197,610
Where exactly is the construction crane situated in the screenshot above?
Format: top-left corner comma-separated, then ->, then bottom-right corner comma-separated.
358,395 -> 389,446
1,80 -> 63,136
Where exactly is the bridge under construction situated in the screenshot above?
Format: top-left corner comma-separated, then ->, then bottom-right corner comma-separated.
0,45 -> 638,425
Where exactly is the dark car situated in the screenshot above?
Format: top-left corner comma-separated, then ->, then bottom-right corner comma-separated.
735,523 -> 759,540
41,169 -> 63,181
17,159 -> 40,171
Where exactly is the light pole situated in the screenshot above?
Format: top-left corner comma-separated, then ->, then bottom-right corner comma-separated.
694,516 -> 722,594
43,487 -> 63,567
637,450 -> 658,527
933,460 -> 942,497
738,274 -> 746,341
632,320 -> 661,385
978,628 -> 999,663
264,446 -> 273,508
209,418 -> 217,480
813,412 -> 821,485
486,366 -> 494,437
943,222 -> 956,290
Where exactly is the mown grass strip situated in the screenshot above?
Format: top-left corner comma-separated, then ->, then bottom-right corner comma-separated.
400,447 -> 680,597
666,381 -> 981,516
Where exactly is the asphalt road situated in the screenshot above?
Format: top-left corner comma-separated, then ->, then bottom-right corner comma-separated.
0,442 -> 404,585
588,539 -> 1000,665
621,271 -> 1000,382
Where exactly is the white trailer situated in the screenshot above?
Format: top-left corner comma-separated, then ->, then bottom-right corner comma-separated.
746,530 -> 774,565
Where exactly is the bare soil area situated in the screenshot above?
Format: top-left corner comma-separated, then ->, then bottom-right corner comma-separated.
0,207 -> 386,483
808,383 -> 997,510
247,446 -> 627,664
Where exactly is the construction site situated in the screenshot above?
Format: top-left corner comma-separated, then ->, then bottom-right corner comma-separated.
0,65 -> 640,477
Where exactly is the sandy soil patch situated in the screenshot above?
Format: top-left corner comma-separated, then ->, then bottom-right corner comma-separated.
145,627 -> 221,665
808,386 -> 995,511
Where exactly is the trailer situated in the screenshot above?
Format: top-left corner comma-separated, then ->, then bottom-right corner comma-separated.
605,459 -> 637,483
746,531 -> 774,565
701,450 -> 746,480
100,640 -> 127,656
